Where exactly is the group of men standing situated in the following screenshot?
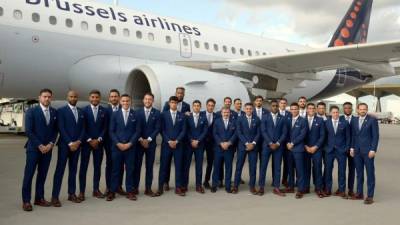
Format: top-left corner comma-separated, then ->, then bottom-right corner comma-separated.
21,87 -> 379,212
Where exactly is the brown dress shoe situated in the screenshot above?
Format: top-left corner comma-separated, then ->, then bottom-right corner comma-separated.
364,197 -> 374,205
295,192 -> 304,199
334,191 -> 347,198
258,188 -> 265,196
351,193 -> 364,200
154,190 -> 163,197
196,186 -> 205,194
78,193 -> 85,202
22,202 -> 33,211
51,198 -> 62,207
175,188 -> 185,196
117,187 -> 127,196
250,187 -> 258,195
182,187 -> 188,193
68,194 -> 82,203
144,189 -> 156,197
34,198 -> 51,207
348,191 -> 355,198
106,192 -> 115,201
132,188 -> 139,195
93,190 -> 104,198
163,183 -> 170,192
273,188 -> 286,197
127,192 -> 137,201
282,179 -> 288,188
283,187 -> 295,193
231,187 -> 238,194
324,190 -> 332,197
317,190 -> 325,198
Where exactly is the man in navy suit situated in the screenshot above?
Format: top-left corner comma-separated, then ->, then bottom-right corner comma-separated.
350,103 -> 379,204
258,100 -> 287,196
324,105 -> 350,198
279,98 -> 292,188
304,103 -> 326,198
104,89 -> 126,196
316,101 -> 328,191
162,87 -> 190,191
233,98 -> 245,118
232,103 -> 260,194
52,90 -> 85,206
106,94 -> 141,201
341,101 -> 356,197
253,95 -> 269,162
156,96 -> 187,197
211,107 -> 237,193
202,98 -> 217,189
298,96 -> 307,118
285,102 -> 307,199
78,90 -> 107,201
183,100 -> 208,193
133,93 -> 161,197
22,89 -> 58,211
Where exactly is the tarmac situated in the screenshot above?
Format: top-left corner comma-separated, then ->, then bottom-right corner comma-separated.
0,124 -> 399,225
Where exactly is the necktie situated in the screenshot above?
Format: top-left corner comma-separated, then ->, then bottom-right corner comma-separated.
280,111 -> 285,116
113,106 -> 118,112
93,106 -> 98,122
44,109 -> 50,125
272,114 -> 277,126
292,118 -> 296,128
248,117 -> 251,128
72,107 -> 78,123
346,116 -> 351,124
145,109 -> 150,123
207,113 -> 212,125
194,114 -> 199,128
257,109 -> 262,119
308,117 -> 313,130
124,110 -> 129,125
172,112 -> 176,125
177,102 -> 182,112
333,120 -> 338,134
359,118 -> 364,130
224,119 -> 228,129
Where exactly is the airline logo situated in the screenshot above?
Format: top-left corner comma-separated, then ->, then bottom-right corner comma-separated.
25,0 -> 202,36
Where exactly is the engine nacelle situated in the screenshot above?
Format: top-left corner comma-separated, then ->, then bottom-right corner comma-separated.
69,55 -> 251,110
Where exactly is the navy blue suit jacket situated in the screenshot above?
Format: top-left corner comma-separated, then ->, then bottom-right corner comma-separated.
160,110 -> 186,143
261,112 -> 287,147
24,106 -> 58,151
186,113 -> 208,145
325,117 -> 350,153
216,109 -> 238,121
213,117 -> 237,147
236,115 -> 260,146
109,108 -> 141,146
287,116 -> 308,152
162,101 -> 190,114
200,111 -> 216,142
305,116 -> 326,149
83,105 -> 107,141
253,107 -> 270,120
351,115 -> 379,153
57,105 -> 85,146
136,107 -> 161,147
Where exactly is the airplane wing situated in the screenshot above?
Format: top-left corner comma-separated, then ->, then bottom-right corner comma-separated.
175,40 -> 400,78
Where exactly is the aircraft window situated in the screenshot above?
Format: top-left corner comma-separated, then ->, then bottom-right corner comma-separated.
136,31 -> 142,39
148,32 -> 155,41
204,42 -> 209,50
96,24 -> 103,33
13,10 -> 23,20
49,16 -> 57,25
32,13 -> 40,23
166,35 -> 172,44
183,38 -> 189,46
255,51 -> 260,56
65,19 -> 73,28
248,50 -> 252,56
231,47 -> 236,54
110,26 -> 117,35
194,40 -> 200,48
239,48 -> 244,55
222,46 -> 227,53
0,7 -> 3,16
123,28 -> 130,37
213,44 -> 219,51
81,21 -> 88,31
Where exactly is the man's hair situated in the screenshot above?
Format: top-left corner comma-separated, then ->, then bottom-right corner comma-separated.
169,96 -> 179,102
143,92 -> 154,99
244,102 -> 253,107
176,87 -> 185,92
206,98 -> 216,105
193,100 -> 201,106
357,102 -> 368,109
317,102 -> 326,107
120,94 -> 131,98
343,102 -> 353,107
290,102 -> 299,108
233,98 -> 242,103
39,88 -> 53,96
89,89 -> 101,96
298,96 -> 307,101
221,106 -> 231,111
224,96 -> 232,102
330,105 -> 339,111
306,102 -> 315,108
270,99 -> 278,104
254,95 -> 264,101
109,89 -> 120,96
279,98 -> 287,103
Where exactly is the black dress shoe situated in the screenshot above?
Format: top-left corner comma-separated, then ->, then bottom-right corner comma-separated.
210,187 -> 217,193
203,182 -> 211,189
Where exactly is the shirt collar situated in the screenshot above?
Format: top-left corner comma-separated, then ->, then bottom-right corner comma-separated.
144,107 -> 152,112
193,112 -> 199,117
246,115 -> 252,120
68,103 -> 76,110
91,104 -> 98,109
293,115 -> 299,121
359,115 -> 366,120
40,103 -> 49,111
170,109 -> 177,114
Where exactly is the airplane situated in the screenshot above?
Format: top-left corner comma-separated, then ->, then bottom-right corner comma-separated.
1,0 -> 400,109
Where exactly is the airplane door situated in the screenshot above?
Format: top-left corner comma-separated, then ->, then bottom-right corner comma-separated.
179,33 -> 192,58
